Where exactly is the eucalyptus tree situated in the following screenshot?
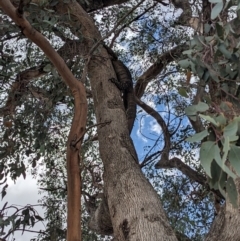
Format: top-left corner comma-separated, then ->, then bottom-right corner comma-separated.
0,0 -> 240,241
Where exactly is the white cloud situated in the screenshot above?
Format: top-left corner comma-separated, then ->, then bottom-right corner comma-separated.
149,119 -> 162,134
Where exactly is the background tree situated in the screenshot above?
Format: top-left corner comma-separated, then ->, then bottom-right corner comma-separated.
0,0 -> 240,241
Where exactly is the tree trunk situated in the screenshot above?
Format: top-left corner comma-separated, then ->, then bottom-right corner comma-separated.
204,178 -> 240,241
66,2 -> 178,240
88,41 -> 177,241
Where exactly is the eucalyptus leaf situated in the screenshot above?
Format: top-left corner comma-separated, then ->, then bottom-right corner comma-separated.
218,171 -> 227,198
226,177 -> 238,208
209,0 -> 222,3
185,105 -> 197,116
178,59 -> 191,68
218,43 -> 231,59
200,141 -> 215,177
195,102 -> 209,112
211,1 -> 223,19
224,120 -> 238,137
229,136 -> 239,142
209,70 -> 220,82
204,24 -> 211,34
229,144 -> 240,176
215,114 -> 226,126
178,87 -> 189,98
182,50 -> 195,55
189,116 -> 197,121
222,137 -> 230,162
210,159 -> 222,187
216,22 -> 224,39
186,130 -> 208,142
214,145 -> 236,178
43,64 -> 52,72
205,36 -> 214,43
199,114 -> 219,126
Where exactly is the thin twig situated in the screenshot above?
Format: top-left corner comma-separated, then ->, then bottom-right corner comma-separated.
81,0 -> 145,82
110,2 -> 157,47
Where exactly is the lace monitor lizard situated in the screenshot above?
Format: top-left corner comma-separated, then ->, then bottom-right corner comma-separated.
104,45 -> 136,134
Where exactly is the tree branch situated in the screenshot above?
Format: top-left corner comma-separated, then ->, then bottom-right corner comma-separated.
156,157 -> 223,199
134,44 -> 188,98
0,39 -> 88,118
0,65 -> 47,117
135,96 -> 171,163
110,2 -> 157,47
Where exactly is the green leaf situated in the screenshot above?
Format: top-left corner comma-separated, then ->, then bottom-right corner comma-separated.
222,136 -> 230,162
43,64 -> 52,72
200,141 -> 215,177
178,87 -> 189,98
197,66 -> 205,78
42,20 -> 55,26
224,120 -> 238,137
214,145 -> 236,178
209,70 -> 220,82
210,159 -> 222,188
195,102 -> 209,112
218,43 -> 231,59
182,50 -> 195,55
220,101 -> 232,111
215,114 -> 226,126
199,114 -> 219,126
216,22 -> 224,39
229,144 -> 240,176
189,116 -> 197,121
218,171 -> 227,198
186,130 -> 208,142
204,24 -> 211,34
185,102 -> 209,117
211,1 -> 223,20
40,145 -> 45,154
178,59 -> 191,68
185,105 -> 197,116
228,136 -> 239,142
209,0 -> 222,3
203,69 -> 210,82
226,177 -> 238,208
205,36 -> 214,43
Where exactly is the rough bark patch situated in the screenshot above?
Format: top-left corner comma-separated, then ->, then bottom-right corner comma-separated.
107,98 -> 123,109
